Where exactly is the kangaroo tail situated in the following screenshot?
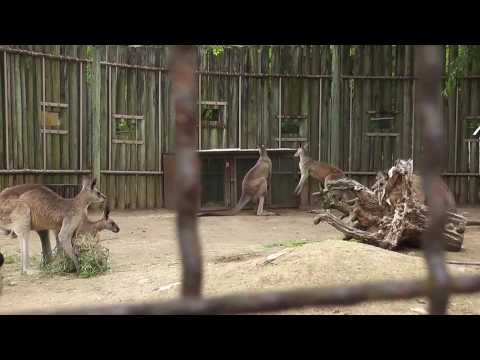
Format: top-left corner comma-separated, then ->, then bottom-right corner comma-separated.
197,194 -> 251,217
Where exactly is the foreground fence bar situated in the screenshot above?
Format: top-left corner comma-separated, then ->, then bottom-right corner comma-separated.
169,46 -> 203,298
16,45 -> 480,316
416,45 -> 451,315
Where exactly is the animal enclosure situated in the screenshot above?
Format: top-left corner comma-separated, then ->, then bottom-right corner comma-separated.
1,45 -> 480,209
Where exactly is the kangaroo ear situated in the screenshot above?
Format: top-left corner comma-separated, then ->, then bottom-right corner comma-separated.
91,178 -> 97,189
81,176 -> 91,190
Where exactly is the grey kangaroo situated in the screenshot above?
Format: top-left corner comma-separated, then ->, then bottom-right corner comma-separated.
198,145 -> 277,216
0,177 -> 106,274
0,184 -> 119,263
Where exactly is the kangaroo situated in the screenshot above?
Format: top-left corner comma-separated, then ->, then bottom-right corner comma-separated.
198,145 -> 277,216
46,201 -> 120,253
0,177 -> 106,274
75,202 -> 120,238
0,184 -> 119,263
294,143 -> 346,197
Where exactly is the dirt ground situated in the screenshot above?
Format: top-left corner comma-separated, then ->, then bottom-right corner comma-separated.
1,207 -> 480,315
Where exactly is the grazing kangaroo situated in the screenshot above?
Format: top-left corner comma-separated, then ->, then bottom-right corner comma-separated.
198,145 -> 277,216
293,143 -> 346,196
0,177 -> 106,274
75,202 -> 120,238
47,201 -> 120,253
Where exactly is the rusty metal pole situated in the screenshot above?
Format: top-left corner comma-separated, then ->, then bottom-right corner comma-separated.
415,45 -> 450,315
169,46 -> 203,298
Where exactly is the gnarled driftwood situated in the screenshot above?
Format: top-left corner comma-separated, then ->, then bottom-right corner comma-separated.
313,160 -> 465,252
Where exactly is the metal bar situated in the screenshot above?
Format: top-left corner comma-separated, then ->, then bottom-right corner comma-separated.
238,75 -> 242,148
342,75 -> 416,80
278,77 -> 282,148
108,66 -> 112,170
349,79 -> 353,171
195,70 -> 332,79
198,73 -> 202,150
36,274 -> 480,315
365,133 -> 400,137
318,78 -> 322,160
159,70 -> 162,171
79,62 -> 83,170
199,100 -> 227,106
101,60 -> 166,72
40,129 -> 68,135
42,56 -> 46,170
416,45 -> 450,315
100,170 -> 164,175
3,51 -> 10,169
0,169 -> 91,174
275,114 -> 308,119
454,86 -> 459,173
112,114 -> 144,120
411,79 -> 416,159
40,101 -> 68,108
274,137 -> 308,142
0,46 -> 92,63
169,46 -> 203,298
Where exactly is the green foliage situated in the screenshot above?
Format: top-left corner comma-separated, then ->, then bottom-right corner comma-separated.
264,239 -> 308,249
3,253 -> 18,265
443,45 -> 480,97
42,234 -> 110,278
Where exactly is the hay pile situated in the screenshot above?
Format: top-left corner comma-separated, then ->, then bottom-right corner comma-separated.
42,234 -> 110,278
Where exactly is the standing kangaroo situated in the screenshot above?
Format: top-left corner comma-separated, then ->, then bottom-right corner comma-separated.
0,184 -> 119,263
198,145 -> 277,216
294,143 -> 346,196
0,177 -> 106,274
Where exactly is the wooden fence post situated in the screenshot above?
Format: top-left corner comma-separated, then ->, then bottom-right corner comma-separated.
330,45 -> 342,167
91,46 -> 101,188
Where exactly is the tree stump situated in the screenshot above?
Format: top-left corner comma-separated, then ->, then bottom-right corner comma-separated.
313,160 -> 465,252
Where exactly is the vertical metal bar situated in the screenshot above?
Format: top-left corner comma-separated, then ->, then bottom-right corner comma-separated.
158,70 -> 162,171
198,73 -> 202,150
42,56 -> 46,170
169,46 -> 202,298
223,104 -> 226,148
349,79 -> 354,171
318,78 -> 322,160
415,45 -> 450,315
79,62 -> 83,170
278,77 -> 282,148
454,85 -> 459,173
3,51 -> 10,169
108,66 -> 112,170
468,141 -> 471,172
411,79 -> 416,159
238,75 -> 242,149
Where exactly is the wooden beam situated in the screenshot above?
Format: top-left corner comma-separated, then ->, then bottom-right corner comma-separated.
91,46 -> 102,188
330,45 -> 342,167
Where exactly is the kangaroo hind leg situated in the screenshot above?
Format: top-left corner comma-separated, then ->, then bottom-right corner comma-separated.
256,179 -> 277,216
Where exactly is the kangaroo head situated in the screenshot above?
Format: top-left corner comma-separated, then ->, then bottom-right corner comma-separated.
258,145 -> 268,157
80,177 -> 106,205
102,203 -> 120,233
294,142 -> 308,157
